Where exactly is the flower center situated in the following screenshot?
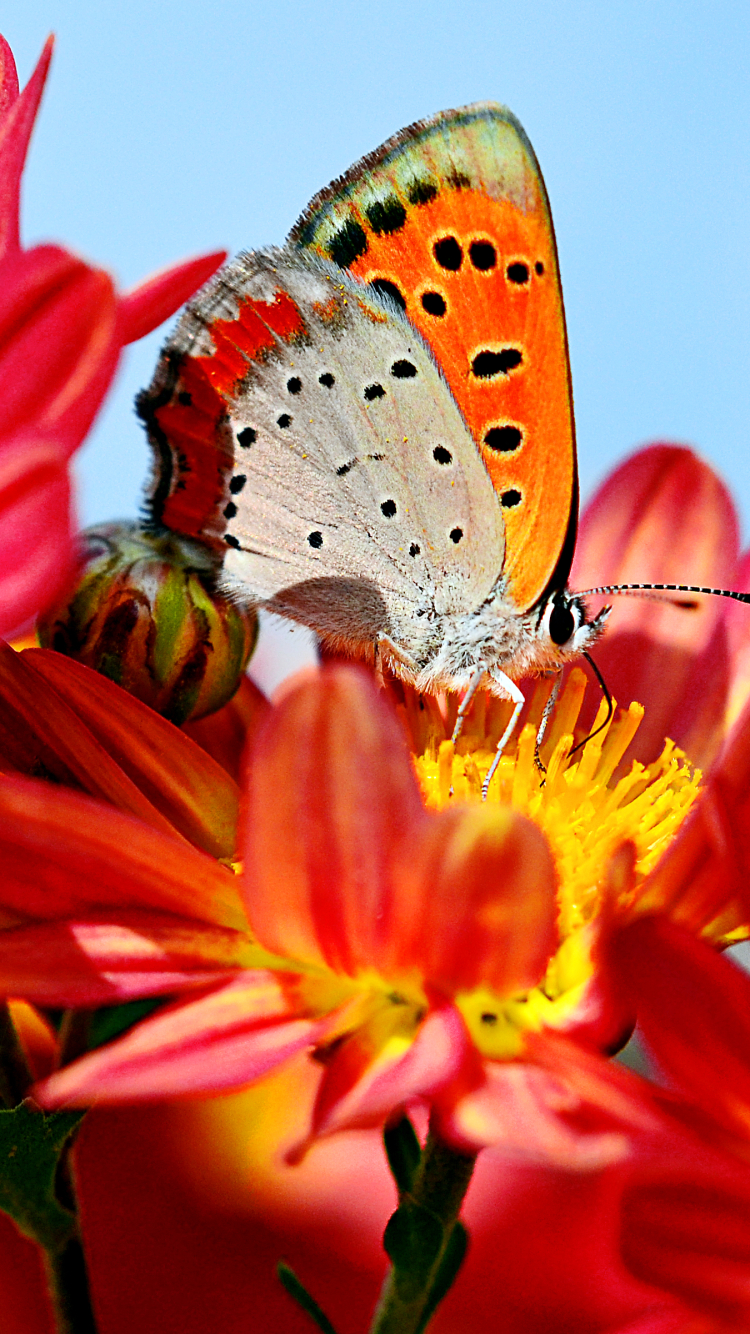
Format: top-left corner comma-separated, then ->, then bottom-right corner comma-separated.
407,668 -> 702,1057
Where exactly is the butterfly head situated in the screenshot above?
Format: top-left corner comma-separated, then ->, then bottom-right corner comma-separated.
536,589 -> 611,664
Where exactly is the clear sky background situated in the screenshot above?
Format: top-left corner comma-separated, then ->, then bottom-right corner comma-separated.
4,0 -> 750,665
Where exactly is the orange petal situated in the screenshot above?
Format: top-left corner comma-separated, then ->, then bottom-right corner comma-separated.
24,648 -> 239,858
34,972 -> 321,1105
241,665 -> 427,969
387,804 -> 558,992
0,912 -> 251,1006
181,674 -> 270,781
0,773 -> 246,929
572,445 -> 740,769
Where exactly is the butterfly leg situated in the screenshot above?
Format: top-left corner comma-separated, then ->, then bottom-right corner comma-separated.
534,670 -> 563,772
451,666 -> 487,745
373,633 -> 419,685
481,671 -> 525,800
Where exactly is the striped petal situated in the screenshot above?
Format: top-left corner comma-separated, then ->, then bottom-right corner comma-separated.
34,972 -> 324,1105
181,674 -> 270,781
572,444 -> 740,768
241,665 -> 427,970
23,648 -> 239,858
0,773 -> 247,930
0,912 -> 250,1006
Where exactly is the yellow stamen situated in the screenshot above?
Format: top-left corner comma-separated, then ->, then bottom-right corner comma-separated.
410,668 -> 703,1059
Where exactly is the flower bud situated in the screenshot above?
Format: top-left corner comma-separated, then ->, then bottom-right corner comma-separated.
37,522 -> 258,724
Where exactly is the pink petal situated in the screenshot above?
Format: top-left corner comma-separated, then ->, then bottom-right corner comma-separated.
118,251 -> 227,344
0,35 -> 20,119
0,245 -> 119,456
440,1059 -> 634,1163
34,972 -> 322,1104
724,544 -> 750,731
0,772 -> 247,930
0,440 -> 74,639
0,912 -> 249,1006
0,36 -> 52,261
310,1004 -> 475,1142
572,444 -> 740,769
241,665 -> 427,969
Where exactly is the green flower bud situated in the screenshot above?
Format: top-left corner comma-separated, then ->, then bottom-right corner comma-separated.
37,523 -> 258,724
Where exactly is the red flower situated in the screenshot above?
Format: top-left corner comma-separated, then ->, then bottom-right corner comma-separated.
0,32 -> 225,639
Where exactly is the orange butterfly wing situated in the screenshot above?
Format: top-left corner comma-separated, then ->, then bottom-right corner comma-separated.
291,103 -> 577,614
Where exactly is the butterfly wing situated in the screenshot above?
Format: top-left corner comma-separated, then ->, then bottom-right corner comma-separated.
290,102 -> 577,614
140,248 -> 506,656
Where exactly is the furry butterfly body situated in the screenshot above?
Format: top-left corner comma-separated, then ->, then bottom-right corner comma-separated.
140,104 -> 609,765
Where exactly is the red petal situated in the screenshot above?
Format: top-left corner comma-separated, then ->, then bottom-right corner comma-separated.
117,251 -> 227,344
0,245 -> 119,455
0,772 -> 246,929
24,649 -> 239,859
636,700 -> 750,937
0,912 -> 249,1006
572,445 -> 740,769
310,1003 -> 474,1143
612,916 -> 750,1142
0,441 -> 74,639
34,972 -> 320,1104
0,37 -> 52,261
387,804 -> 558,992
241,665 -> 427,969
181,674 -> 271,781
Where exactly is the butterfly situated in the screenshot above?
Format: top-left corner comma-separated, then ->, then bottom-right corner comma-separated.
137,103 -> 683,787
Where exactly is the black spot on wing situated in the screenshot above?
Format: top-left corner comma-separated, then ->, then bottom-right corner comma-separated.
237,427 -> 256,448
328,217 -> 368,267
408,179 -> 438,206
421,291 -> 446,316
369,278 -> 406,310
472,349 -> 522,378
485,426 -> 522,453
470,241 -> 496,270
434,237 -> 463,271
365,197 -> 407,235
364,383 -> 385,401
391,360 -> 417,379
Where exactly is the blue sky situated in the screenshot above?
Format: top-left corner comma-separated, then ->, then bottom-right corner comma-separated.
5,0 -> 750,548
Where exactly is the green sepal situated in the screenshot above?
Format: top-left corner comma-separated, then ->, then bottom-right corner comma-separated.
415,1221 -> 469,1334
383,1201 -> 445,1301
277,1262 -> 339,1334
0,1100 -> 85,1253
383,1116 -> 421,1197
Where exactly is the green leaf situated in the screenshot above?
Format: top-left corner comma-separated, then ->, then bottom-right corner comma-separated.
383,1116 -> 421,1197
277,1261 -> 339,1334
0,1100 -> 85,1253
416,1221 -> 469,1333
383,1201 -> 444,1301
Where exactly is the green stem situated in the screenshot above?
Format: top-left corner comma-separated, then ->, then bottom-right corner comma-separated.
43,1230 -> 98,1334
370,1120 -> 476,1334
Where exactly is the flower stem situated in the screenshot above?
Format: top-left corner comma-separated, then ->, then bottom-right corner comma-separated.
43,1232 -> 98,1334
370,1120 -> 476,1334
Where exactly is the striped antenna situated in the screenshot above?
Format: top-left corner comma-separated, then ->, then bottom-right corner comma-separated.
574,582 -> 750,606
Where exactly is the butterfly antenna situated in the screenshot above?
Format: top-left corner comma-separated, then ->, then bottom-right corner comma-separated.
574,581 -> 750,608
568,653 -> 614,758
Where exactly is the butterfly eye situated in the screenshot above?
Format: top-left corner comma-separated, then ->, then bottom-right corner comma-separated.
548,599 -> 576,646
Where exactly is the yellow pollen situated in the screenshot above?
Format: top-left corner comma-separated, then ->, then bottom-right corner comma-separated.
404,668 -> 702,1059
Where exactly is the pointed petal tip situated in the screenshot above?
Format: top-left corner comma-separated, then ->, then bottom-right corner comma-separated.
118,249 -> 228,344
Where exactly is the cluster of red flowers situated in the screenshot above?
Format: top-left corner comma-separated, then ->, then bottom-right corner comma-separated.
2,29 -> 750,1334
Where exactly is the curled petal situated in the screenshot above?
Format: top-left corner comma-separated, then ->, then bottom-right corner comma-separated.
0,773 -> 247,929
0,245 -> 119,456
572,445 -> 739,768
0,36 -> 51,261
118,251 -> 227,344
388,804 -> 558,992
34,972 -> 323,1105
636,700 -> 750,937
0,912 -> 250,1006
241,666 -> 427,969
24,649 -> 240,859
441,1059 -> 633,1164
0,441 -> 73,639
309,1003 -> 476,1144
612,916 -> 750,1142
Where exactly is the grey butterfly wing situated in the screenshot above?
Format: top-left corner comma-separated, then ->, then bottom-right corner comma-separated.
150,247 -> 507,655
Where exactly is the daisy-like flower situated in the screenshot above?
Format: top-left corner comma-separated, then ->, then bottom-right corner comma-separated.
0,446 -> 747,1164
0,32 -> 225,639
